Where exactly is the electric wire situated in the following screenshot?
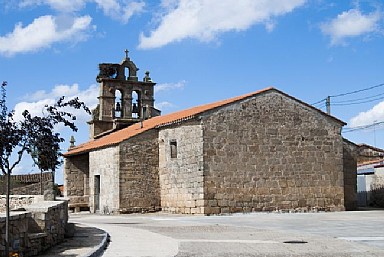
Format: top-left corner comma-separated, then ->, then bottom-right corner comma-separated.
310,83 -> 384,135
332,91 -> 384,104
330,83 -> 384,98
332,95 -> 384,106
342,121 -> 384,133
311,98 -> 326,106
311,83 -> 384,108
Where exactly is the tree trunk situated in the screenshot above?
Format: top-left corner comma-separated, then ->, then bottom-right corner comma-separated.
5,172 -> 10,256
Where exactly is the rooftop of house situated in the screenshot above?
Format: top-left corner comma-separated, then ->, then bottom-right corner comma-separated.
358,143 -> 384,153
64,87 -> 346,157
358,158 -> 384,167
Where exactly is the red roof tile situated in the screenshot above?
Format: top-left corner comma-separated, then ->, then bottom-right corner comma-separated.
64,87 -> 345,157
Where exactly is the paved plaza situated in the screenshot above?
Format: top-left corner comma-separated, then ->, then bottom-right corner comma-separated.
46,210 -> 384,257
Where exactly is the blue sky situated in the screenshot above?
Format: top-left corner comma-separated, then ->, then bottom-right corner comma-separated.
1,0 -> 384,183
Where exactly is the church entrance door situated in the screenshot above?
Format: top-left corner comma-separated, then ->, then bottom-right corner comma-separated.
94,175 -> 100,212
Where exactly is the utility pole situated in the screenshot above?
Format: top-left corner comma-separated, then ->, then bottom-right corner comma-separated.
374,120 -> 377,147
326,96 -> 331,115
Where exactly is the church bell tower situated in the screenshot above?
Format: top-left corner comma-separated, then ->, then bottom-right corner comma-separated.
88,50 -> 161,138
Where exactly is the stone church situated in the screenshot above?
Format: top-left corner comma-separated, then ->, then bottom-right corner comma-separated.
64,52 -> 357,214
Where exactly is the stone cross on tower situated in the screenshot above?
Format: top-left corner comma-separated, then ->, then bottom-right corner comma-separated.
125,49 -> 129,59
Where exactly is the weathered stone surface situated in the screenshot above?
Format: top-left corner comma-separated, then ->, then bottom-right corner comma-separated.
119,130 -> 161,213
86,130 -> 161,214
0,200 -> 68,256
159,121 -> 204,214
368,167 -> 384,207
201,91 -> 346,214
0,173 -> 54,196
0,195 -> 44,212
64,153 -> 89,211
89,146 -> 119,213
343,140 -> 358,210
64,88 -> 357,215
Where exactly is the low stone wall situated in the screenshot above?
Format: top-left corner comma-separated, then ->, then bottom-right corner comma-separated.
0,195 -> 44,213
10,180 -> 54,196
0,200 -> 68,256
0,172 -> 54,195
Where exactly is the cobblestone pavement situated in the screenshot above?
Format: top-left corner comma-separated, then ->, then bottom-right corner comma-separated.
65,210 -> 384,257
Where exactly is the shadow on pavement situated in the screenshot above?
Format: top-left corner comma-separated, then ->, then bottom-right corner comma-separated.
39,224 -> 107,257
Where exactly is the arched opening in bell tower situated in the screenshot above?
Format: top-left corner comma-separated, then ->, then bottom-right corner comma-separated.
132,90 -> 140,118
115,89 -> 123,118
125,67 -> 130,80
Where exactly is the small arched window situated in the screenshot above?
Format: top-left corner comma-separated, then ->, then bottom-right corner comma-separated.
125,67 -> 129,80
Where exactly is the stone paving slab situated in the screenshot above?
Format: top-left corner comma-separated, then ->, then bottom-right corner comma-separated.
67,210 -> 384,257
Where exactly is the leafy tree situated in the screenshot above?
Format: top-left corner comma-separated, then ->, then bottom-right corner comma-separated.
0,81 -> 90,255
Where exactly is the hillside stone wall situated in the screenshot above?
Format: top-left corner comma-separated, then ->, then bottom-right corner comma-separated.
119,130 -> 161,213
159,122 -> 204,214
202,92 -> 345,214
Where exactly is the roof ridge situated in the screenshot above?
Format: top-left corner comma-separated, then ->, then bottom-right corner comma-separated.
64,87 -> 274,156
64,87 -> 345,157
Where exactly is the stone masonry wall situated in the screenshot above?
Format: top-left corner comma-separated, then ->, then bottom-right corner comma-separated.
0,173 -> 53,195
64,153 -> 89,210
119,130 -> 161,213
159,122 -> 204,214
24,201 -> 68,252
202,91 -> 345,214
369,167 -> 384,207
89,146 -> 119,213
0,195 -> 44,212
8,181 -> 54,197
0,200 -> 68,256
343,140 -> 358,211
0,212 -> 31,256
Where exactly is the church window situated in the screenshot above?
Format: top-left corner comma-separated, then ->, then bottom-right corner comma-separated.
170,140 -> 177,158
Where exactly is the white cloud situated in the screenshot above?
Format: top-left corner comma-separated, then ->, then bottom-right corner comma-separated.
0,15 -> 93,56
139,0 -> 306,49
23,84 -> 81,101
320,8 -> 382,45
154,80 -> 186,93
19,0 -> 86,12
14,84 -> 99,126
94,0 -> 145,24
155,101 -> 174,110
19,0 -> 145,23
349,101 -> 384,128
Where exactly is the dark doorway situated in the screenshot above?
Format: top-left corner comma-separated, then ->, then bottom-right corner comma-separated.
94,175 -> 100,212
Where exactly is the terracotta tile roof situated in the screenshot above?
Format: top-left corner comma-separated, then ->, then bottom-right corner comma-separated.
357,158 -> 384,167
64,87 -> 345,157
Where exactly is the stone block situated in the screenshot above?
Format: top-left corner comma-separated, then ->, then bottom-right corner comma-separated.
204,207 -> 220,215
